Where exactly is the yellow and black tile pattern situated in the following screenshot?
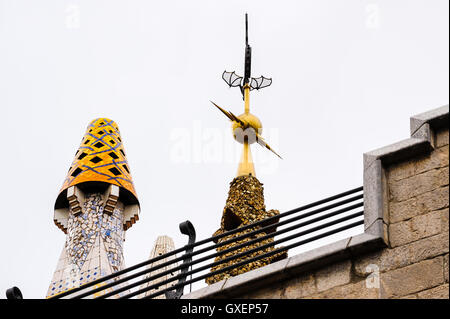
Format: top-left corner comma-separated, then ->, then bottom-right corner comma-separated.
59,118 -> 138,201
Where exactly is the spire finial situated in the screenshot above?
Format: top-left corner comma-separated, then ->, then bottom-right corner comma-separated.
244,13 -> 251,86
245,13 -> 248,46
212,14 -> 281,177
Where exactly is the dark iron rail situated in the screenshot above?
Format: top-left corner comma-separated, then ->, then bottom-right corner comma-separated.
7,186 -> 364,299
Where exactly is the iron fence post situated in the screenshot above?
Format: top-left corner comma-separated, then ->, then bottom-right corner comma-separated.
165,220 -> 196,299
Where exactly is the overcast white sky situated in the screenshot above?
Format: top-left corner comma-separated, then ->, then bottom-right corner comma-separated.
0,0 -> 448,299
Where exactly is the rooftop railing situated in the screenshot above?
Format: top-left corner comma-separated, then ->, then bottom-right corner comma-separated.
7,186 -> 364,299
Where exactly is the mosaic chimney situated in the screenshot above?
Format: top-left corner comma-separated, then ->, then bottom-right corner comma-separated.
46,118 -> 140,298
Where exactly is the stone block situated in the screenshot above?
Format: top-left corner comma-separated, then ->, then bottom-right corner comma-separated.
389,210 -> 442,247
381,257 -> 444,298
388,161 -> 416,182
365,220 -> 387,243
364,159 -> 385,229
221,258 -> 289,297
347,232 -> 386,255
411,123 -> 432,142
444,254 -> 449,283
389,169 -> 443,203
389,186 -> 449,223
364,138 -> 428,169
241,285 -> 284,299
315,260 -> 352,292
406,231 -> 449,264
282,273 -> 317,299
285,237 -> 351,276
415,145 -> 449,175
442,209 -> 449,232
410,105 -> 449,136
436,129 -> 449,148
417,284 -> 449,299
439,166 -> 449,187
308,280 -> 380,299
354,232 -> 449,275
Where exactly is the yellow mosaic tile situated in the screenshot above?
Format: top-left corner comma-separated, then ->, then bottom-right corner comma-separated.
58,118 -> 138,201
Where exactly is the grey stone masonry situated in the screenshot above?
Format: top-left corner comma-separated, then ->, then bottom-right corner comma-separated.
363,105 -> 448,247
182,105 -> 449,299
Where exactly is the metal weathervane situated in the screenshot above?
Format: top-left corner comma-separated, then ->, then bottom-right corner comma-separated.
211,13 -> 281,177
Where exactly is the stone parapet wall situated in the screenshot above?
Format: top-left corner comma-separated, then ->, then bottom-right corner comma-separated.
183,105 -> 449,299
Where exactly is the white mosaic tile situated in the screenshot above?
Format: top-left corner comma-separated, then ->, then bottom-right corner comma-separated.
46,192 -> 127,298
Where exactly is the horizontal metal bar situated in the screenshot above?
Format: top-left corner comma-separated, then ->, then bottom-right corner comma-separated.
75,199 -> 363,299
70,196 -> 363,298
118,213 -> 364,299
54,186 -> 363,299
198,187 -> 363,246
142,219 -> 364,299
48,243 -> 189,299
83,202 -> 363,299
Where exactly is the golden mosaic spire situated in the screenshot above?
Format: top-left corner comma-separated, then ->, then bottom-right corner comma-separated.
206,14 -> 287,285
54,118 -> 140,233
206,174 -> 287,285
